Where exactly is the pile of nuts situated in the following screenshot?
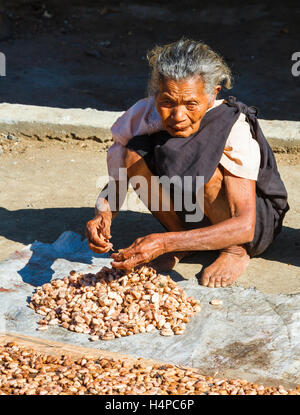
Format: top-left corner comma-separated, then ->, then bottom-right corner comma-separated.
0,342 -> 299,395
29,266 -> 201,340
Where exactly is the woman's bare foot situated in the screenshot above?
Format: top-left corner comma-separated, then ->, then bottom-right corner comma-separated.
200,246 -> 250,288
148,251 -> 194,272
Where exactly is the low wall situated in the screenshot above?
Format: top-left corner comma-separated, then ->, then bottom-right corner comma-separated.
0,103 -> 299,150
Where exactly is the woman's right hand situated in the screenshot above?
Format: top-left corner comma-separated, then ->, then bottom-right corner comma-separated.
85,212 -> 113,254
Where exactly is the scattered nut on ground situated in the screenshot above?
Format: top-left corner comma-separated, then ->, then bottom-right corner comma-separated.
210,299 -> 223,306
29,266 -> 201,340
0,342 -> 299,395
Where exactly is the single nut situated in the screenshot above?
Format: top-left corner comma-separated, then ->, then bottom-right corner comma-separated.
160,329 -> 174,336
173,327 -> 185,335
210,299 -> 223,306
37,326 -> 48,331
89,335 -> 99,341
102,332 -> 115,340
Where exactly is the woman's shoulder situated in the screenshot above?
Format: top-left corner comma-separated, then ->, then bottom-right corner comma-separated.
111,96 -> 162,145
220,113 -> 261,180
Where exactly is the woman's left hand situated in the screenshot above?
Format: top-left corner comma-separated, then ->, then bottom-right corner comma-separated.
110,234 -> 165,271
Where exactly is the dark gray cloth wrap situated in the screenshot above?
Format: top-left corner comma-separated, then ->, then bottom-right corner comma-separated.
126,96 -> 289,257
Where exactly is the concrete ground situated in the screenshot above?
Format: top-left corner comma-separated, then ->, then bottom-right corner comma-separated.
0,139 -> 299,295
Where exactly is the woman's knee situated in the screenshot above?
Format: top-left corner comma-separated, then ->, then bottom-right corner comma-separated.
124,148 -> 142,169
204,166 -> 224,205
106,143 -> 141,171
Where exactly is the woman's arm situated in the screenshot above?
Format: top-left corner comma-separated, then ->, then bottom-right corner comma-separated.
164,173 -> 256,252
107,97 -> 162,181
87,98 -> 162,253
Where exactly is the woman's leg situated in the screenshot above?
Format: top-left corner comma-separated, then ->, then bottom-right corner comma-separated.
124,149 -> 196,270
200,166 -> 250,287
124,149 -> 187,232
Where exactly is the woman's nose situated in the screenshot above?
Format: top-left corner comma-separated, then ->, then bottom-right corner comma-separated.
171,105 -> 186,122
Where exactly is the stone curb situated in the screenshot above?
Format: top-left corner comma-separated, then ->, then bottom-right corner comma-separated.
0,103 -> 299,149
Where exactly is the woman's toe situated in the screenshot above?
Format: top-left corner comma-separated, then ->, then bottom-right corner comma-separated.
221,275 -> 231,287
200,270 -> 210,286
208,275 -> 217,288
214,276 -> 222,288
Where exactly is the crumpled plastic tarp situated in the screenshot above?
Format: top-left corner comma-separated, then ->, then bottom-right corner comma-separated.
0,231 -> 299,387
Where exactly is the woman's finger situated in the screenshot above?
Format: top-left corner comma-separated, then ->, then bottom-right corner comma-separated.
111,244 -> 139,261
101,219 -> 112,240
111,253 -> 144,270
88,226 -> 110,248
89,241 -> 112,254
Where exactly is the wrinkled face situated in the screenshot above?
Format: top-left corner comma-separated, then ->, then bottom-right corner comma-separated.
155,76 -> 219,138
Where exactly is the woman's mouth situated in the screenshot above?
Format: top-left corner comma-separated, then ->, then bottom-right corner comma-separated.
169,125 -> 189,132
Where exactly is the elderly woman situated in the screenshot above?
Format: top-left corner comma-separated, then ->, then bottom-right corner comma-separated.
85,39 -> 289,288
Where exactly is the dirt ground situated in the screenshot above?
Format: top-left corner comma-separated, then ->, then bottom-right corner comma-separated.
0,138 -> 299,295
0,0 -> 299,120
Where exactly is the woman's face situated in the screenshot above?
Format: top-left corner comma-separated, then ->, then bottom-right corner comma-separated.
155,76 -> 219,138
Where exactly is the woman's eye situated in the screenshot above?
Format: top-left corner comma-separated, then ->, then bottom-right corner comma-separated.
161,100 -> 173,107
186,103 -> 197,110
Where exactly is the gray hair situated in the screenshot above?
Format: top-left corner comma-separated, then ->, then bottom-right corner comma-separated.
147,38 -> 232,98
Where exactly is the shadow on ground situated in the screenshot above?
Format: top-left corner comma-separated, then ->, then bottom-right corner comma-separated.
0,207 -> 299,269
0,1 -> 299,119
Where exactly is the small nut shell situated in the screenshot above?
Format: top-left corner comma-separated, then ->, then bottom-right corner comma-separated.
160,329 -> 174,336
210,299 -> 223,306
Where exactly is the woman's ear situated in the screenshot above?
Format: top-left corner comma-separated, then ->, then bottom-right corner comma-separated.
215,85 -> 222,95
208,85 -> 222,106
154,92 -> 161,115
